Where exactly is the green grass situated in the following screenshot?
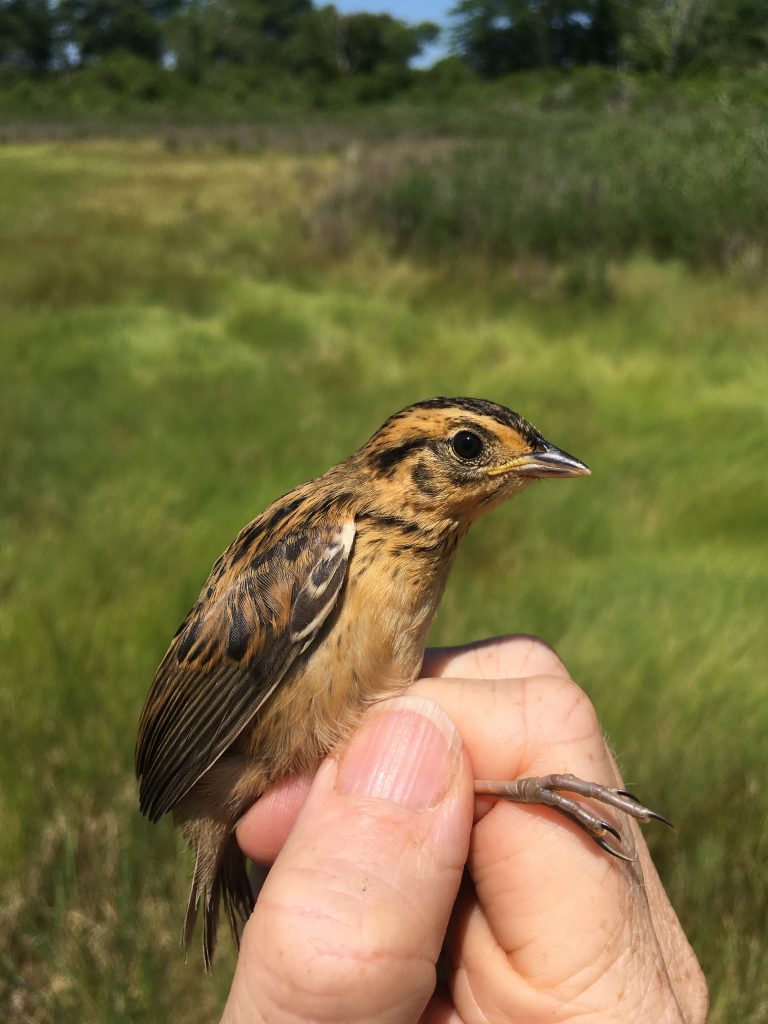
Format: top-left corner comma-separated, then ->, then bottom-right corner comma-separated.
1,137 -> 767,1023
321,102 -> 768,274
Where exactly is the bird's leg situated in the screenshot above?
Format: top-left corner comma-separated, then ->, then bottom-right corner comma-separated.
474,774 -> 672,861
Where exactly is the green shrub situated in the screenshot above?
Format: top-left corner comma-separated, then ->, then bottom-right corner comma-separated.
318,93 -> 768,274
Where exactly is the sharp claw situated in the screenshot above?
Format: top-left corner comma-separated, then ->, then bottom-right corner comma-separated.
615,789 -> 672,829
645,809 -> 675,829
600,820 -> 622,843
594,835 -> 635,862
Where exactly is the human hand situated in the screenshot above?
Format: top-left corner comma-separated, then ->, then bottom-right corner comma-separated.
222,635 -> 708,1023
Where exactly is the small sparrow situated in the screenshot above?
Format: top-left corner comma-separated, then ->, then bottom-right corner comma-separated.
136,397 -> 667,969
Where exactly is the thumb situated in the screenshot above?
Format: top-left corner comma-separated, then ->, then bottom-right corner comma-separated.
222,695 -> 473,1024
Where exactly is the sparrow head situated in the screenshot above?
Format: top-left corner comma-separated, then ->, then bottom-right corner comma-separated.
359,397 -> 590,521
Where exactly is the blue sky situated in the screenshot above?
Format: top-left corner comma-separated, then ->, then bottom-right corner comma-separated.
333,0 -> 455,65
334,0 -> 453,18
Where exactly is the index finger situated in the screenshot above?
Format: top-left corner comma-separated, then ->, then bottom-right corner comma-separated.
422,634 -> 570,682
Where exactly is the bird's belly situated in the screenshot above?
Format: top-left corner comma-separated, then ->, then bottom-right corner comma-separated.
240,634 -> 409,785
239,574 -> 439,786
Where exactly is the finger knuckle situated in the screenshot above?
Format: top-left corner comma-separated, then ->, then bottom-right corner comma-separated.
500,634 -> 570,678
249,895 -> 430,1022
525,672 -> 602,747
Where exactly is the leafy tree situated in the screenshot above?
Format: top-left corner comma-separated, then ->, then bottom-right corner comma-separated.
58,0 -> 184,65
165,0 -> 211,81
620,0 -> 712,71
169,1 -> 438,89
584,0 -> 624,65
335,12 -> 438,74
450,0 -> 624,75
450,0 -> 768,75
280,4 -> 344,82
0,0 -> 59,72
168,0 -> 312,75
620,0 -> 768,72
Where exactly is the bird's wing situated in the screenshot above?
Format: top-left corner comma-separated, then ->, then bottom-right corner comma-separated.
135,521 -> 355,822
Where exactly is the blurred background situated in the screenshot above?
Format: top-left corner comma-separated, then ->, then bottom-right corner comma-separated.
2,1 -> 767,1021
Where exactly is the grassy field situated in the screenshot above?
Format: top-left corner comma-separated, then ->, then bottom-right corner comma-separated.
1,135 -> 767,1023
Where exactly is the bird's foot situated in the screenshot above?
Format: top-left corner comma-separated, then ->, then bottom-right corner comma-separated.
474,773 -> 672,861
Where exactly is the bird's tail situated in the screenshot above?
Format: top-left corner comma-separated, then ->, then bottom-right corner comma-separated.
182,818 -> 255,972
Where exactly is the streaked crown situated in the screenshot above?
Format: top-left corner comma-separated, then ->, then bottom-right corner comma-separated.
355,397 -> 589,521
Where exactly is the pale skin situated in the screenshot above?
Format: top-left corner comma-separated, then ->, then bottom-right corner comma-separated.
221,635 -> 709,1024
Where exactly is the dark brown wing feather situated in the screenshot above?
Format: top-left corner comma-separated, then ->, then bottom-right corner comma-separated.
136,522 -> 355,823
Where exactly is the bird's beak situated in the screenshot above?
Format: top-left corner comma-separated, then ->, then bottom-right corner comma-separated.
488,440 -> 591,479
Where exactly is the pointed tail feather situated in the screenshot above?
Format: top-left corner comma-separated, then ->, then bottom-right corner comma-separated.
182,821 -> 254,971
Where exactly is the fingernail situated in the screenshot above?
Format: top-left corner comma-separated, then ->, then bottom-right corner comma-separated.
338,695 -> 461,810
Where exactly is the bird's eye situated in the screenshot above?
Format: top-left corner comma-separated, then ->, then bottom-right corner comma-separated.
451,430 -> 484,461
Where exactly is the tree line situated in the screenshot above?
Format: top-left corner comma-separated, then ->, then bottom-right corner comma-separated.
453,1 -> 768,77
1,0 -> 767,94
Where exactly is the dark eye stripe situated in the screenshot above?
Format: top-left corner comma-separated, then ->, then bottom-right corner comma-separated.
371,437 -> 431,477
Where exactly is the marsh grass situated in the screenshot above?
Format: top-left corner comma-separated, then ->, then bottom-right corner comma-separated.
7,70 -> 768,275
1,139 -> 766,1022
317,103 -> 768,276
